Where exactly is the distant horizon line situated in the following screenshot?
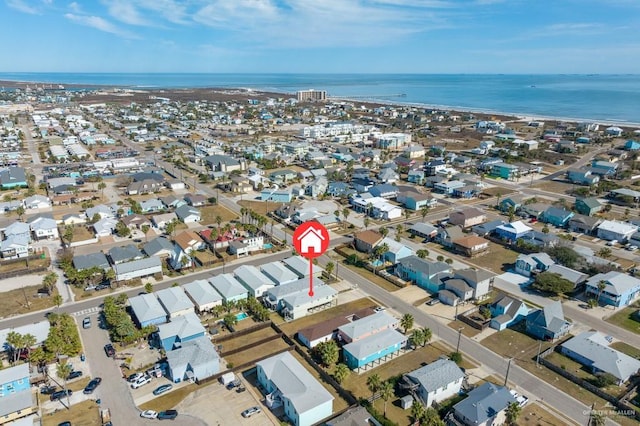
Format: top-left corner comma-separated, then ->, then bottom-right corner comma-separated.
1,72 -> 640,76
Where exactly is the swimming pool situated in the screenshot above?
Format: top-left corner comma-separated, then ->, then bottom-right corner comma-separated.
235,312 -> 249,321
263,244 -> 273,249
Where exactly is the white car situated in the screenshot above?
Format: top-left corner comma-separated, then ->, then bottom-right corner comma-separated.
606,240 -> 618,246
131,375 -> 152,389
140,410 -> 158,419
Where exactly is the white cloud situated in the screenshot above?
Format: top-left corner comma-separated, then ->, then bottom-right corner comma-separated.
103,0 -> 150,26
64,13 -> 138,38
67,1 -> 80,13
6,0 -> 39,14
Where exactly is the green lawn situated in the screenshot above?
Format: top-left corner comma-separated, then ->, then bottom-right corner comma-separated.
605,305 -> 640,335
610,341 -> 640,359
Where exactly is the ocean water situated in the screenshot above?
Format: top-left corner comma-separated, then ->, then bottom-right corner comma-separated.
1,73 -> 639,124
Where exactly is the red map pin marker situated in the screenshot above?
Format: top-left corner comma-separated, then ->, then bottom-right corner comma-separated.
293,221 -> 330,296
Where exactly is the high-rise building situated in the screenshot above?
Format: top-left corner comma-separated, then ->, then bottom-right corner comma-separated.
296,89 -> 327,102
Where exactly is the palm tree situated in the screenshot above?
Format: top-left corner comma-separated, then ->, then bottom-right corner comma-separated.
420,205 -> 430,221
422,327 -> 432,346
215,215 -> 223,234
97,181 -> 106,200
416,249 -> 429,259
363,217 -> 370,230
325,262 -> 335,280
21,333 -> 36,361
410,329 -> 425,348
403,208 -> 411,224
342,207 -> 351,227
590,411 -> 606,426
411,400 -> 426,424
380,381 -> 394,418
400,313 -> 414,334
53,294 -> 63,310
333,363 -> 350,384
56,361 -> 73,409
6,332 -> 23,363
596,280 -> 607,305
141,224 -> 150,242
366,373 -> 381,399
505,401 -> 522,425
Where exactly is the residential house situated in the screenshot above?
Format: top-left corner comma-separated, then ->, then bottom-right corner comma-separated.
261,188 -> 293,203
472,219 -> 505,237
0,363 -> 36,423
205,154 -> 244,172
353,230 -> 384,253
408,222 -> 438,240
541,207 -> 574,227
151,212 -> 177,230
514,252 -> 555,277
585,271 -> 640,308
597,220 -> 637,242
407,169 -> 425,185
297,317 -> 351,350
495,221 -> 532,242
519,230 -> 560,249
499,194 -> 528,213
433,180 -> 464,195
491,163 -> 520,179
306,176 -> 328,199
129,293 -> 168,327
560,331 -> 640,384
566,168 -> 600,185
143,236 -> 174,259
127,179 -> 163,195
439,279 -> 472,306
377,237 -> 413,264
228,235 -> 264,257
156,287 -> 195,319
86,204 -> 116,220
261,261 -> 299,286
546,264 -> 588,289
121,214 -> 152,230
140,198 -> 164,213
166,337 -> 220,383
175,205 -> 201,224
591,160 -> 618,176
209,274 -> 248,303
342,327 -> 407,370
282,255 -> 324,279
526,300 -> 572,341
234,264 -> 275,298
281,284 -> 338,321
183,193 -> 206,207
402,358 -> 466,407
624,140 -> 640,151
160,195 -> 186,210
257,351 -> 334,426
453,235 -> 490,257
182,279 -> 223,313
568,214 -> 603,235
395,256 -> 452,293
114,257 -> 162,282
61,213 -> 86,226
454,269 -> 494,300
0,234 -> 29,258
269,169 -> 297,184
174,230 -> 206,255
377,168 -> 399,184
451,383 -> 516,426
369,184 -> 399,199
23,195 -> 51,210
263,277 -> 329,312
338,311 -> 399,343
72,252 -> 110,271
108,244 -> 144,264
489,295 -> 530,330
157,312 -> 206,352
437,225 -> 464,248
0,167 -> 27,189
520,203 -> 551,219
397,191 -> 436,211
3,222 -> 30,241
93,217 -> 118,237
326,182 -> 353,198
28,216 -> 58,240
575,198 -> 603,216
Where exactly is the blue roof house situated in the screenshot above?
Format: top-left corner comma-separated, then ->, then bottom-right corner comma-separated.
129,293 -> 168,327
541,207 -> 574,227
395,256 -> 452,293
261,189 -> 293,203
343,328 -> 407,370
489,295 -> 530,331
0,363 -> 33,422
625,140 -> 640,151
257,351 -> 334,426
0,167 -> 27,189
157,312 -> 206,352
378,237 -> 413,264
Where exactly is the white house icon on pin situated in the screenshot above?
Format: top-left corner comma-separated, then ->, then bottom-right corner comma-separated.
297,226 -> 325,254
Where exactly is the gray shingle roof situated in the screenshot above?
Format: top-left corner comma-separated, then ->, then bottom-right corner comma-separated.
338,311 -> 397,341
157,312 -> 205,343
143,236 -> 174,256
114,256 -> 162,276
343,328 -> 407,359
73,252 -> 110,270
406,358 -> 465,393
129,293 -> 167,324
261,261 -> 299,284
182,279 -> 222,307
208,274 -> 248,299
453,383 -> 515,424
397,256 -> 451,278
233,264 -> 274,292
108,244 -> 143,263
156,287 -> 195,314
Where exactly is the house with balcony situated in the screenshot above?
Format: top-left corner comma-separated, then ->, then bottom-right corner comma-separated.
354,230 -> 384,253
182,279 -> 223,313
208,274 -> 248,304
156,287 -> 195,319
261,261 -> 299,286
281,284 -> 338,321
395,256 -> 452,293
514,252 -> 555,277
575,198 -> 603,216
408,222 -> 438,240
451,383 -> 516,426
449,208 -> 486,229
452,235 -> 490,258
495,221 -> 532,242
28,216 -> 58,240
343,328 -> 407,370
541,207 -> 574,227
0,363 -> 36,423
585,272 -> 640,308
402,358 -> 465,407
568,214 -> 603,235
157,312 -> 206,352
257,351 -> 334,426
566,168 -> 600,185
234,264 -> 275,298
166,336 -> 220,383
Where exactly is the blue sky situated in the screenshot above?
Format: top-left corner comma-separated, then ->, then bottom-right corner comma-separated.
2,0 -> 639,73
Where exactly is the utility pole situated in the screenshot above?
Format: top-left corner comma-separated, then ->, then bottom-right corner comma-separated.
456,327 -> 464,353
504,358 -> 513,387
536,340 -> 542,367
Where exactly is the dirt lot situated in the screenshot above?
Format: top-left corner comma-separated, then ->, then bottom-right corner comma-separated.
200,205 -> 238,225
0,285 -> 58,318
237,200 -> 282,215
42,399 -> 101,426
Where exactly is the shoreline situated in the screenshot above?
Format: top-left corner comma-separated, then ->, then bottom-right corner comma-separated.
2,77 -> 639,129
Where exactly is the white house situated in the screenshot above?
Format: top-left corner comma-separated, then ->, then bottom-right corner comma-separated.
234,264 -> 275,298
596,220 -> 637,242
156,287 -> 196,319
209,274 -> 248,304
182,279 -> 223,313
29,217 -> 59,240
23,195 -> 51,210
403,358 -> 466,407
257,351 -> 334,426
114,257 -> 162,282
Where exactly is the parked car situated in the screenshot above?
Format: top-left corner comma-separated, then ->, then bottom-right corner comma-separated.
104,344 -> 115,357
426,298 -> 440,306
131,375 -> 152,389
157,410 -> 178,420
236,386 -> 246,393
50,389 -> 72,401
127,372 -> 144,383
627,245 -> 638,251
226,379 -> 241,390
58,422 -> 71,426
140,410 -> 158,419
607,239 -> 618,246
241,406 -> 261,418
67,371 -> 83,380
82,317 -> 91,329
152,384 -> 173,396
83,377 -> 102,394
84,285 -> 97,291
40,385 -> 57,395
